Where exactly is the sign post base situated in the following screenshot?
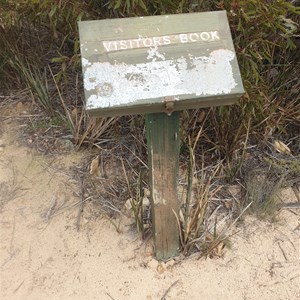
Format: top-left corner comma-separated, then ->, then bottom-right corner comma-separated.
145,112 -> 180,260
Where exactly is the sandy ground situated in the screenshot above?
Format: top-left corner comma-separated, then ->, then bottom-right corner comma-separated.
0,108 -> 300,300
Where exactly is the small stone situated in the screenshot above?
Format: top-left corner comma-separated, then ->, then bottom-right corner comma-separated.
124,198 -> 133,211
157,262 -> 166,274
165,259 -> 175,268
148,258 -> 159,270
123,199 -> 135,218
144,244 -> 154,257
143,223 -> 150,229
142,197 -> 150,208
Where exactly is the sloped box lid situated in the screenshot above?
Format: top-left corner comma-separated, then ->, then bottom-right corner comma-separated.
78,11 -> 244,117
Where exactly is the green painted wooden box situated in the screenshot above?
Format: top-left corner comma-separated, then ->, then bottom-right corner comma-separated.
78,11 -> 244,117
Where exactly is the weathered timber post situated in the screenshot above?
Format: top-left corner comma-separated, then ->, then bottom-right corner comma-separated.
78,11 -> 245,261
145,112 -> 180,260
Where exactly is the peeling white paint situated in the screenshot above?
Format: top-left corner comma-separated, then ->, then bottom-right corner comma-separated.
84,49 -> 237,109
146,47 -> 166,61
82,58 -> 91,67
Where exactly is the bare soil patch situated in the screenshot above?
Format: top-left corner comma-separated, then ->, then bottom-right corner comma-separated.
0,103 -> 299,300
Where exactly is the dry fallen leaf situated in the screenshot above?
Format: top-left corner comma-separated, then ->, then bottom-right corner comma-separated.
205,235 -> 225,258
212,242 -> 225,257
273,140 -> 291,154
198,110 -> 206,123
205,234 -> 213,242
90,155 -> 100,175
71,107 -> 78,119
224,200 -> 233,210
179,209 -> 184,224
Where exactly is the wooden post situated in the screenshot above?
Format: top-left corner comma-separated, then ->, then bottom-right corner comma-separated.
145,112 -> 180,260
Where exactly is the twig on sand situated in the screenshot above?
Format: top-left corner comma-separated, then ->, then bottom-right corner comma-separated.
76,176 -> 85,231
278,203 -> 300,210
13,280 -> 25,294
50,196 -> 93,218
161,280 -> 180,300
106,292 -> 116,300
9,216 -> 16,255
1,216 -> 19,269
45,196 -> 57,221
277,241 -> 288,262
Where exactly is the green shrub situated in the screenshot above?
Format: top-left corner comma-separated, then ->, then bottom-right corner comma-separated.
0,0 -> 299,158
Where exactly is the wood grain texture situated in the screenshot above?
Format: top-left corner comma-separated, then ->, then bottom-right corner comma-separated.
145,112 -> 180,260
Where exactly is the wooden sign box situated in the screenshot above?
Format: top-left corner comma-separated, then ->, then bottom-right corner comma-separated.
78,11 -> 244,117
79,11 -> 245,260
